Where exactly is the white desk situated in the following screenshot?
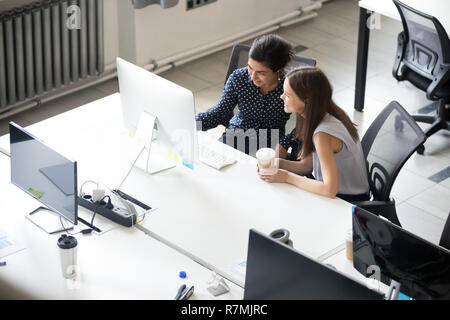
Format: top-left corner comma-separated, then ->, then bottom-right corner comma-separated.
355,0 -> 450,111
0,93 -> 354,292
0,156 -> 243,299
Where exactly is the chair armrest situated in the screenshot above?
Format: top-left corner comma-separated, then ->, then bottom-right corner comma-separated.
426,63 -> 450,100
392,32 -> 406,81
353,199 -> 402,227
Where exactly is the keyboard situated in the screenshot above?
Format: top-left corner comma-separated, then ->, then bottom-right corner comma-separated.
198,140 -> 237,170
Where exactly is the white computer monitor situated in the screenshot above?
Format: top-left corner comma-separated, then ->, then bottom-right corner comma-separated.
116,57 -> 198,173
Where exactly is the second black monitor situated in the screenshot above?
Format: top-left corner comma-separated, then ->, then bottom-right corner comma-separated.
244,229 -> 383,300
353,206 -> 450,300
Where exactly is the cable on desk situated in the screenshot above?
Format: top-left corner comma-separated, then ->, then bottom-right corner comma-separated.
79,180 -> 99,197
60,195 -> 110,235
90,195 -> 111,228
59,216 -> 86,236
135,213 -> 147,224
116,145 -> 146,191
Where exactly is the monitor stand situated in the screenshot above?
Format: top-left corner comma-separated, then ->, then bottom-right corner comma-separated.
128,111 -> 176,174
26,206 -> 101,234
26,206 -> 74,234
386,279 -> 401,300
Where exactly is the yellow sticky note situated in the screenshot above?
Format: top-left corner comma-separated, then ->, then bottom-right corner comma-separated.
128,130 -> 135,138
168,151 -> 179,162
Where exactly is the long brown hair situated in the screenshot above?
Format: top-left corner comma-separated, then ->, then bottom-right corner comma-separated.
286,67 -> 359,159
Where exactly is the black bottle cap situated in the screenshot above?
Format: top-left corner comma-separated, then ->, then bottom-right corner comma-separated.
57,234 -> 77,249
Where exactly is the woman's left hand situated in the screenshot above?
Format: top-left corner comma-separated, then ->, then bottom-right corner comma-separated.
259,169 -> 289,183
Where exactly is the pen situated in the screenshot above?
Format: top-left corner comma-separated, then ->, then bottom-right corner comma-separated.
0,261 -> 6,266
174,284 -> 186,300
179,285 -> 194,300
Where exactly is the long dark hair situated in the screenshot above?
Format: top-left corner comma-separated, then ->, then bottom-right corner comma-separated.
286,67 -> 359,158
249,34 -> 294,74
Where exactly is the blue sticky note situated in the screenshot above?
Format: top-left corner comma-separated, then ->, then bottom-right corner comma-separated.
182,159 -> 194,170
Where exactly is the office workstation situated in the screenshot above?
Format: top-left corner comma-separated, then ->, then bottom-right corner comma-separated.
0,0 -> 449,306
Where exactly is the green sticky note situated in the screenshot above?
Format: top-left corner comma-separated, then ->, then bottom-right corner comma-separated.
28,188 -> 45,199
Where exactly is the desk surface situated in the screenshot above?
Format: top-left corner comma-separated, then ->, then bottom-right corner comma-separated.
359,0 -> 450,29
0,93 -> 354,291
0,155 -> 243,299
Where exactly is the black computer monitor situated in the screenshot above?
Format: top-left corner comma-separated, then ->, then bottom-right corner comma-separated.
352,206 -> 450,300
244,229 -> 384,300
9,122 -> 78,225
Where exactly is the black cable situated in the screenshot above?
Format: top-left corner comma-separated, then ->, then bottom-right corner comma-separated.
59,216 -> 84,236
90,195 -> 111,229
59,195 -> 111,235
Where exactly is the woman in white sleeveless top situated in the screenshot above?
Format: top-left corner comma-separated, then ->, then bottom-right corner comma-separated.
258,67 -> 370,202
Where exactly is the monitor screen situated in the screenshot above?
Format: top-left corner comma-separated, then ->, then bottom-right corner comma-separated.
352,206 -> 450,300
9,122 -> 78,225
116,57 -> 198,165
244,229 -> 384,300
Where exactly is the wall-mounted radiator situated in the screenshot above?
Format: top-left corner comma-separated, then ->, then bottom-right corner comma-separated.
0,0 -> 104,112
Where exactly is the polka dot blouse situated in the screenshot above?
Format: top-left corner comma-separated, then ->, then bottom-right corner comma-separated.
196,67 -> 291,145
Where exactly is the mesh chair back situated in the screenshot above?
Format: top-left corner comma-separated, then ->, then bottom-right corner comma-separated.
224,44 -> 316,85
393,0 -> 450,79
361,101 -> 426,201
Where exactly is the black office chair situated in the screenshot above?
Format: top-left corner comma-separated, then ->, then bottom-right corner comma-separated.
224,43 -> 317,85
354,101 -> 427,226
440,212 -> 450,250
392,0 -> 450,154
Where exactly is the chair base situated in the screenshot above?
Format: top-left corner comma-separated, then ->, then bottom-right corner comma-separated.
412,100 -> 450,154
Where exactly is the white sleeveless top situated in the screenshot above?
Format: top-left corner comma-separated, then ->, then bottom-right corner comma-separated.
312,113 -> 369,195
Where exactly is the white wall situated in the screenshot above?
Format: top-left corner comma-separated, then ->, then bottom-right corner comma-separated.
104,0 -> 316,69
104,0 -> 120,70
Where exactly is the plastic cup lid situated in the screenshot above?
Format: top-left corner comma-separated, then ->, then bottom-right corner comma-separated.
256,148 -> 275,160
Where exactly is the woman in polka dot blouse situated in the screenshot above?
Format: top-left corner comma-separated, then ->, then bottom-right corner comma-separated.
196,34 -> 294,157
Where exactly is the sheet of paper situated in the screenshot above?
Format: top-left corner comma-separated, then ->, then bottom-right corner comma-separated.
0,229 -> 26,259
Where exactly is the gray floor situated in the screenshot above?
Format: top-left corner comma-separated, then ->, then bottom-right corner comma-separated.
0,0 -> 449,245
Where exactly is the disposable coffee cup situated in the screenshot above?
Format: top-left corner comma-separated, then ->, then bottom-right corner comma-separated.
345,229 -> 353,261
57,235 -> 78,279
256,148 -> 277,175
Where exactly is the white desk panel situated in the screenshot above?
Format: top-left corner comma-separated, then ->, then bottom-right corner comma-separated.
0,93 -> 354,289
0,154 -> 243,300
